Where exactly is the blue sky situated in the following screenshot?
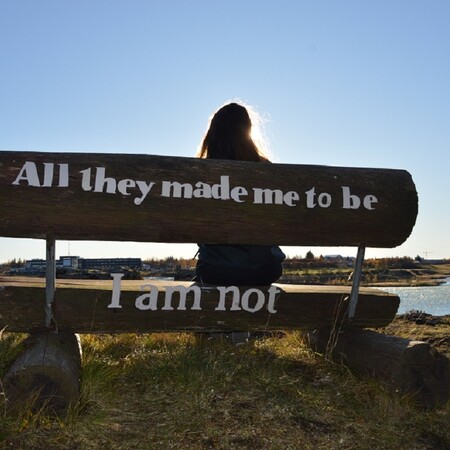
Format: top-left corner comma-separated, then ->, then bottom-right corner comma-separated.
1,0 -> 449,262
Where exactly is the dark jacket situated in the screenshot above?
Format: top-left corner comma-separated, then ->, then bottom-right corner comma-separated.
195,244 -> 285,285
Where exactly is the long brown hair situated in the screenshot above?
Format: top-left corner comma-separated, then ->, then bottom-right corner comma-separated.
197,102 -> 269,162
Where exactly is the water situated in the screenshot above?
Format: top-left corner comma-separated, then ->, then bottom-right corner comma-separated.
144,276 -> 175,281
380,278 -> 450,316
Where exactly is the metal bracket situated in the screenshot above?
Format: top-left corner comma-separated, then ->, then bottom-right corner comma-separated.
347,244 -> 366,320
45,235 -> 56,328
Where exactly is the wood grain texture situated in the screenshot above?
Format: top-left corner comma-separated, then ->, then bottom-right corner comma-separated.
3,332 -> 82,411
0,278 -> 399,333
0,151 -> 418,247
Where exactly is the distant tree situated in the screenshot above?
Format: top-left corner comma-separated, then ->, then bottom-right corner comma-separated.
9,258 -> 25,268
306,250 -> 315,260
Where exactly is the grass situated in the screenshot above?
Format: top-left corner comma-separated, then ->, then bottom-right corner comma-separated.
0,328 -> 449,449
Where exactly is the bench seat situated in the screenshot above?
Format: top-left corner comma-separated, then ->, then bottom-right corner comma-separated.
0,276 -> 399,333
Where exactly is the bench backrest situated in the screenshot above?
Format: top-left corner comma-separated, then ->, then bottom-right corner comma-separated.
0,151 -> 418,248
0,150 -> 417,333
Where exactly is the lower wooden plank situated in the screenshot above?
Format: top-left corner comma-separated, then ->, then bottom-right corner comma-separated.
0,277 -> 399,333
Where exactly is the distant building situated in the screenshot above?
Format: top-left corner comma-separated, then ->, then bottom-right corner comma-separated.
24,258 -> 47,274
323,254 -> 355,267
324,254 -> 344,260
78,258 -> 142,271
422,259 -> 446,265
59,256 -> 80,269
20,256 -> 142,274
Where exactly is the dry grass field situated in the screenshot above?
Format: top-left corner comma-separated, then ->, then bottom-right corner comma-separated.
1,319 -> 449,450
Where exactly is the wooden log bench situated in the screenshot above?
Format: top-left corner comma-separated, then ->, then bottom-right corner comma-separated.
0,150 -> 445,410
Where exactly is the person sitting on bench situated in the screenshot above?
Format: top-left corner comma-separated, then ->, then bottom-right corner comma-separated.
194,102 -> 285,285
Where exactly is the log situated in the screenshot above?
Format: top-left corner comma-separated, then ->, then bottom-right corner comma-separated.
3,332 -> 82,412
0,278 -> 399,333
305,328 -> 450,409
0,151 -> 418,247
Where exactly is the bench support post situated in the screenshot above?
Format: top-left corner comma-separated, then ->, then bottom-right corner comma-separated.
3,332 -> 82,412
4,237 -> 83,412
45,235 -> 56,328
304,328 -> 450,409
348,244 -> 365,320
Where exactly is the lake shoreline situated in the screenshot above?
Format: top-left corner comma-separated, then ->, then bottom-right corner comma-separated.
282,263 -> 450,288
384,313 -> 450,359
368,277 -> 450,287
